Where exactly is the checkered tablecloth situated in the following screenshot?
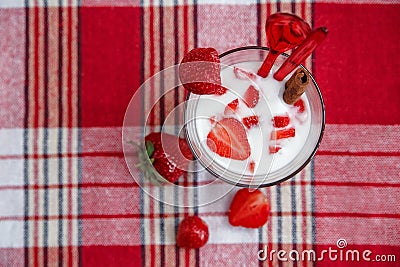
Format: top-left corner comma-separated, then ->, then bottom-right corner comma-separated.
1,0 -> 399,266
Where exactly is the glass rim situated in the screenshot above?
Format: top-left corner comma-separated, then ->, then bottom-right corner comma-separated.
184,46 -> 326,187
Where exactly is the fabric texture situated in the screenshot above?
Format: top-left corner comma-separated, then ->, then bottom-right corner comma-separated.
0,1 -> 399,266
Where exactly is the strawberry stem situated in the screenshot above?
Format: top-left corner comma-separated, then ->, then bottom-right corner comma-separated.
145,140 -> 155,157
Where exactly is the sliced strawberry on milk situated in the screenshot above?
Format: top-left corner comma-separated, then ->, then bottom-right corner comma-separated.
293,98 -> 305,113
270,128 -> 295,140
248,161 -> 256,174
233,66 -> 257,81
224,98 -> 239,115
269,145 -> 282,154
243,85 -> 260,108
272,115 -> 290,128
206,118 -> 251,160
242,115 -> 259,129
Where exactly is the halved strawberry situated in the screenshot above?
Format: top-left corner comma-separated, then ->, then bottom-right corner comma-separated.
228,188 -> 270,228
243,85 -> 260,108
179,48 -> 227,95
206,118 -> 251,160
272,115 -> 290,128
294,98 -> 305,113
269,145 -> 282,154
233,66 -> 257,81
242,115 -> 259,129
224,98 -> 239,115
270,128 -> 295,140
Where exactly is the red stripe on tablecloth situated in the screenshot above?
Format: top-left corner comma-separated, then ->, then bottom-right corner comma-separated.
0,152 -> 124,160
81,246 -> 142,267
317,151 -> 400,156
43,2 -> 49,265
79,7 -> 142,127
149,4 -> 155,130
32,5 -> 40,266
67,5 -> 73,266
314,3 -> 400,125
3,179 -> 399,191
3,149 -> 397,160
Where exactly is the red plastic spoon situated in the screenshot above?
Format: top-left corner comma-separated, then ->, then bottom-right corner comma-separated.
257,13 -> 311,78
274,27 -> 328,81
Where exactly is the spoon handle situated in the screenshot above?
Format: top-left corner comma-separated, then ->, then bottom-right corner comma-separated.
274,27 -> 328,81
257,51 -> 279,78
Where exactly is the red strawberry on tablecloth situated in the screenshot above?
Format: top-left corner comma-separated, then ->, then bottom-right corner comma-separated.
134,132 -> 193,184
228,188 -> 270,228
176,216 -> 209,249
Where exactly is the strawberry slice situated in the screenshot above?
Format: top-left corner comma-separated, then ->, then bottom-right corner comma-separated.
243,85 -> 260,108
209,116 -> 217,125
269,145 -> 282,154
224,98 -> 239,115
270,128 -> 295,140
293,98 -> 305,113
248,161 -> 256,173
179,48 -> 227,95
233,66 -> 257,81
206,118 -> 251,160
272,115 -> 290,128
242,115 -> 259,129
228,188 -> 270,228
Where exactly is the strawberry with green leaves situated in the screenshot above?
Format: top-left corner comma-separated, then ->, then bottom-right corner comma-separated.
135,132 -> 193,184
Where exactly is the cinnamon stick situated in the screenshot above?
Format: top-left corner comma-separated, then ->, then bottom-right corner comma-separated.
283,68 -> 310,105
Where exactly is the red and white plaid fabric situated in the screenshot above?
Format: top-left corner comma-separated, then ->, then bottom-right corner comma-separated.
1,0 -> 399,266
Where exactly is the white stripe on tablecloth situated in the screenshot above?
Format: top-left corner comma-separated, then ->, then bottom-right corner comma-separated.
1,124 -> 399,156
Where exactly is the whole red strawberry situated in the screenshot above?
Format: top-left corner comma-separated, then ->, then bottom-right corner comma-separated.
179,48 -> 227,95
139,132 -> 193,183
228,188 -> 270,228
176,216 -> 209,249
